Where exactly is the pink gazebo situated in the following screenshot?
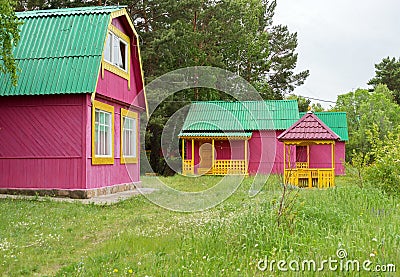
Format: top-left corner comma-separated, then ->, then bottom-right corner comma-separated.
278,112 -> 340,188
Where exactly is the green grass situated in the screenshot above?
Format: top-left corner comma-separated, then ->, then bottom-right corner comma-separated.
0,175 -> 399,276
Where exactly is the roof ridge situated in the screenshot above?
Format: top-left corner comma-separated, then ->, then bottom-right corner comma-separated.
17,6 -> 124,18
15,54 -> 102,61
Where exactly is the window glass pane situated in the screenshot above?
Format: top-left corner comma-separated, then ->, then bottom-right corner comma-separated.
104,33 -> 112,62
122,116 -> 137,158
113,35 -> 120,66
119,41 -> 127,70
131,119 -> 137,157
95,108 -> 112,157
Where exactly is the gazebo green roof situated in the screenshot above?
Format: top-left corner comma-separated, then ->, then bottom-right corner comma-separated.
0,6 -> 123,96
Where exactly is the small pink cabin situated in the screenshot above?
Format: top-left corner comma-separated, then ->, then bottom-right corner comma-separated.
179,101 -> 348,180
0,7 -> 147,198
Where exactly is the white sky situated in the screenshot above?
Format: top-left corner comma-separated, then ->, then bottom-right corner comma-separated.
274,0 -> 400,108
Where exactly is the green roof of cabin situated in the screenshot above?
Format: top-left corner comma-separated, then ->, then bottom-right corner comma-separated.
299,112 -> 349,141
0,6 -> 123,96
181,100 -> 300,132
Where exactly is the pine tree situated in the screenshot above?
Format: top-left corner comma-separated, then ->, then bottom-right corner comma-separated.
368,56 -> 400,104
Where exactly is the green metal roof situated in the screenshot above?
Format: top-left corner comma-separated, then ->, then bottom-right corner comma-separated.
0,6 -> 123,96
178,132 -> 252,138
182,100 -> 299,132
299,112 -> 349,141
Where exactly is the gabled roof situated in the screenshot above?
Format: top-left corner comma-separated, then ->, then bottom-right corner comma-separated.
278,112 -> 340,141
181,100 -> 300,132
0,6 -> 125,96
299,112 -> 348,141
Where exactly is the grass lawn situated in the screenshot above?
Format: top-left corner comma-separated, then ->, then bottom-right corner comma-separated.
0,175 -> 399,276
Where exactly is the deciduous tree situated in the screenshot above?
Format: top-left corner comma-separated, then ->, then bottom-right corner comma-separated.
333,84 -> 400,160
0,0 -> 22,85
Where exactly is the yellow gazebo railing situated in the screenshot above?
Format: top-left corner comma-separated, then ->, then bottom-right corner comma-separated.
284,168 -> 334,188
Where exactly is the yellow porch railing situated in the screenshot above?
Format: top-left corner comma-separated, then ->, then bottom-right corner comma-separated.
182,159 -> 247,175
213,160 -> 247,175
182,160 -> 194,175
284,168 -> 334,188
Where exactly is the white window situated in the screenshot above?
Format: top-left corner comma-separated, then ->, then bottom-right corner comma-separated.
122,117 -> 137,157
95,109 -> 112,157
104,31 -> 128,72
92,101 -> 114,165
121,109 -> 138,164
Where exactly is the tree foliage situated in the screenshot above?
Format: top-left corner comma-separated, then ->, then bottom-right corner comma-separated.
16,0 -> 98,10
364,127 -> 400,195
333,84 -> 400,161
286,94 -> 310,112
368,56 -> 400,105
0,0 -> 22,85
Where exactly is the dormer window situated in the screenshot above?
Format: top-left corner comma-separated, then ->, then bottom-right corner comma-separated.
101,25 -> 131,88
104,31 -> 128,72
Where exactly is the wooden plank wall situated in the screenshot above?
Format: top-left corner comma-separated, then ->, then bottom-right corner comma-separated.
0,95 -> 86,189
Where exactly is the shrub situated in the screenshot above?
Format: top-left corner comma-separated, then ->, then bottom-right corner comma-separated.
365,129 -> 400,195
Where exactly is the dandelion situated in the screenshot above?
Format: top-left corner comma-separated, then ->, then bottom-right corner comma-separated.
128,269 -> 133,274
113,268 -> 118,273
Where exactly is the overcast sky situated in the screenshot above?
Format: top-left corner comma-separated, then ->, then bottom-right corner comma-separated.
273,0 -> 400,108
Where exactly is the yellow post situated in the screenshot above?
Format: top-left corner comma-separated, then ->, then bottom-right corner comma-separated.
212,139 -> 215,175
331,142 -> 335,187
192,139 -> 195,174
283,143 -> 286,183
307,144 -> 311,188
244,139 -> 248,175
182,138 -> 185,175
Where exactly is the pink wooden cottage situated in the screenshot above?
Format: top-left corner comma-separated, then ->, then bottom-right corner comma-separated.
179,101 -> 348,187
0,6 -> 147,198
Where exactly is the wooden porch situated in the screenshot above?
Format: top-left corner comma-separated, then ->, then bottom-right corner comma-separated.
183,159 -> 247,175
180,134 -> 250,176
285,162 -> 334,188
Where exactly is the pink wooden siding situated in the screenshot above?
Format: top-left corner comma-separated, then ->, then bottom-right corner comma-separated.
301,142 -> 345,175
248,130 -> 294,175
0,95 -> 86,189
96,17 -> 146,110
85,95 -> 140,189
335,142 -> 346,175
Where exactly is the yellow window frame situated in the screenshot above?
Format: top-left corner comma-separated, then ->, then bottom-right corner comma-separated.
101,25 -> 131,89
120,108 -> 138,164
92,100 -> 115,165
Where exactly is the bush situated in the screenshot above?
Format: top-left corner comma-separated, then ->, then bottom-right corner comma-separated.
364,130 -> 400,195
